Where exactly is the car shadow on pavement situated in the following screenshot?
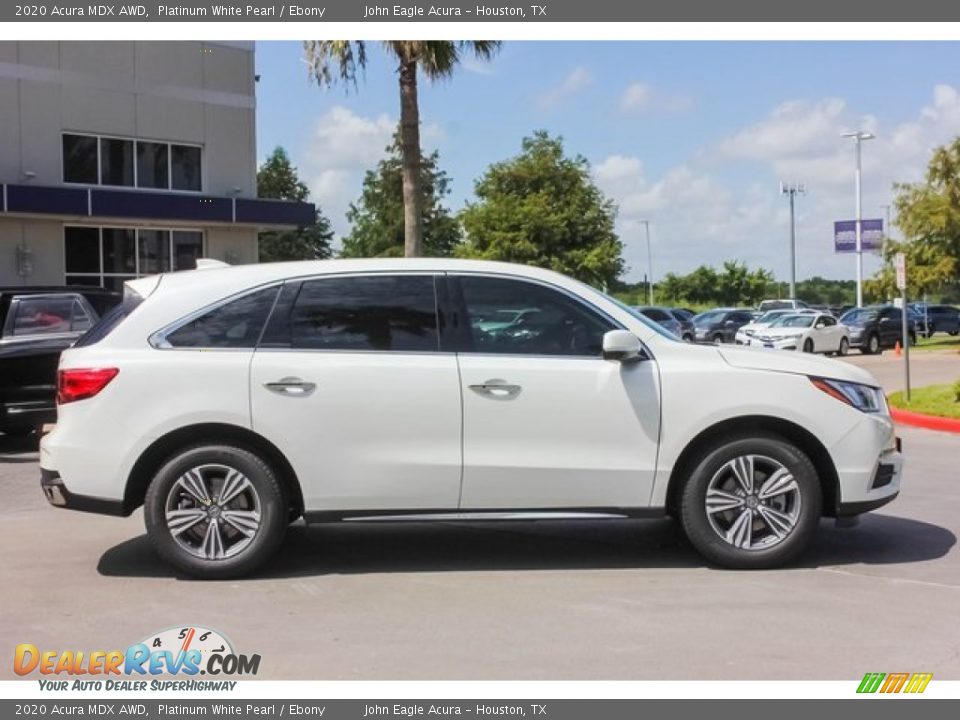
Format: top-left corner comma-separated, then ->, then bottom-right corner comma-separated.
97,513 -> 956,581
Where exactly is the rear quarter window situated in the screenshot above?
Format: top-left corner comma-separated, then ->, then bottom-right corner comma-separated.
163,286 -> 280,349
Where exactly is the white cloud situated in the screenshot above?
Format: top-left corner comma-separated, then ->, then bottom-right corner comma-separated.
596,84 -> 960,283
301,105 -> 442,241
620,83 -> 652,111
619,82 -> 693,114
536,66 -> 591,110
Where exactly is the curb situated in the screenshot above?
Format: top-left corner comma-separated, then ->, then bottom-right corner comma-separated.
889,406 -> 960,434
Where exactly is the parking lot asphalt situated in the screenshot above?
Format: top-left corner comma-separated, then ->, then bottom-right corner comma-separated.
842,347 -> 959,393
1,350 -> 958,681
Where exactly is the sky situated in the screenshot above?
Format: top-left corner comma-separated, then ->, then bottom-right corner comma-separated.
254,41 -> 960,284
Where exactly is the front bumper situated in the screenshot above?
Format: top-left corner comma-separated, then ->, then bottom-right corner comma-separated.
832,421 -> 904,516
40,468 -> 128,516
744,336 -> 804,351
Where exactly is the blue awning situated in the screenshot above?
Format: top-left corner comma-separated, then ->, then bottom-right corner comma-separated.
1,183 -> 314,229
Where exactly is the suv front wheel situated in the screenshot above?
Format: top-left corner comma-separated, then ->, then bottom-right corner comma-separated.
144,444 -> 288,579
679,435 -> 821,569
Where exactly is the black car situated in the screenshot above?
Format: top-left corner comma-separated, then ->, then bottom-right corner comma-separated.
692,308 -> 755,344
633,306 -> 695,341
839,305 -> 917,355
911,304 -> 960,337
0,286 -> 120,436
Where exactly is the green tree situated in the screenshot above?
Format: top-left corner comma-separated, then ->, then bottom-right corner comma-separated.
341,135 -> 461,258
457,131 -> 624,287
303,41 -> 500,257
873,136 -> 960,298
256,147 -> 334,262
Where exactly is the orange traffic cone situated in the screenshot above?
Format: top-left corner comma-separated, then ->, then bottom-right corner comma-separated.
894,341 -> 902,356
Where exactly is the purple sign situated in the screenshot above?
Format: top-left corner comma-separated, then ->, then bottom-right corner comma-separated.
834,219 -> 884,253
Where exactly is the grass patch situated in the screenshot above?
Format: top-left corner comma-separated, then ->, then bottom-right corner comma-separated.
912,335 -> 960,352
888,383 -> 960,419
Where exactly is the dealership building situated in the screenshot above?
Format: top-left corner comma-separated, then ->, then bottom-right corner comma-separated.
0,41 -> 313,289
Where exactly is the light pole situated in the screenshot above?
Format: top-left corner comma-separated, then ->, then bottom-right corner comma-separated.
779,182 -> 805,300
639,220 -> 653,305
841,130 -> 875,307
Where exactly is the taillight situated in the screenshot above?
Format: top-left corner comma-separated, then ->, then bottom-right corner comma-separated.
57,368 -> 119,404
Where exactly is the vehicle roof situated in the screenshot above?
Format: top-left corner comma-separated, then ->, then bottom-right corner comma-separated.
131,258 -> 589,293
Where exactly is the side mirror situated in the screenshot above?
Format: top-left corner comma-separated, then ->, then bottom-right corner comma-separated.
603,330 -> 643,362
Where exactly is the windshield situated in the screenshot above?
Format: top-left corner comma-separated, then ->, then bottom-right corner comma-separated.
770,315 -> 815,328
693,310 -> 726,326
756,310 -> 789,324
840,308 -> 878,324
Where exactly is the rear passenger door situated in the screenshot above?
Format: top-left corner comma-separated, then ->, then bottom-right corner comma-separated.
249,274 -> 463,513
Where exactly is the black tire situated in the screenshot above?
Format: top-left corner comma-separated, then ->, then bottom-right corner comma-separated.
682,334 -> 694,343
837,337 -> 849,356
144,444 -> 288,579
862,333 -> 880,355
679,435 -> 822,569
949,330 -> 958,337
712,334 -> 724,345
802,338 -> 814,353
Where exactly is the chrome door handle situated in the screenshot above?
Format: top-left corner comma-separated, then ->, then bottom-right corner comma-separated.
468,380 -> 522,399
264,377 -> 316,396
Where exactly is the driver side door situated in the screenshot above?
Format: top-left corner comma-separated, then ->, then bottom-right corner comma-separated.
452,274 -> 661,511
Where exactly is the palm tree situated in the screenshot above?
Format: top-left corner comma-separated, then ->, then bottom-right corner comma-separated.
303,41 -> 500,257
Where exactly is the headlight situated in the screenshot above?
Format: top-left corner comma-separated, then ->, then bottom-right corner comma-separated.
810,377 -> 887,413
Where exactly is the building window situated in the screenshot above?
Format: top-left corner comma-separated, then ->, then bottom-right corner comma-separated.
100,137 -> 134,186
65,226 -> 204,291
171,145 -> 202,191
62,134 -> 98,184
62,133 -> 202,192
137,141 -> 169,189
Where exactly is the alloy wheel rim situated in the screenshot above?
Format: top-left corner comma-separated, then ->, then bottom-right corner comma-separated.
164,463 -> 261,560
705,454 -> 802,551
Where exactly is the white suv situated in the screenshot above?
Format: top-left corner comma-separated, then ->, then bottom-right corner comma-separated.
40,259 -> 903,578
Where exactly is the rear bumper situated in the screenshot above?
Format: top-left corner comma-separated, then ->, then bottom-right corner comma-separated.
0,399 -> 55,428
40,467 -> 128,516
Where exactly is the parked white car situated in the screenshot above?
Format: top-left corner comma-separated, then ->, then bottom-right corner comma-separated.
735,309 -> 817,346
40,260 -> 902,578
747,312 -> 851,355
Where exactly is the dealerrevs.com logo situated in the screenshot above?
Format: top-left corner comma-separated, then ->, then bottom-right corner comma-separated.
14,626 -> 260,690
857,672 -> 933,694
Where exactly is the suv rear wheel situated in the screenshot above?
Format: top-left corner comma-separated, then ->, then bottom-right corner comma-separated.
679,435 -> 821,569
144,444 -> 288,579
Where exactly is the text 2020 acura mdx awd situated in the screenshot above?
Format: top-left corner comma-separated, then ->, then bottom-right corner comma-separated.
40,259 -> 903,578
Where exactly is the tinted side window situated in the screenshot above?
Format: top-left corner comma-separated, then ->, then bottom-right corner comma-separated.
458,276 -> 615,357
166,286 -> 279,348
290,275 -> 438,352
10,296 -> 76,336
